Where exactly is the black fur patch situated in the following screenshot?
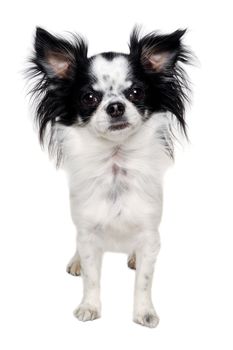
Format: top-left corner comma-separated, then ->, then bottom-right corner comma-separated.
129,27 -> 191,136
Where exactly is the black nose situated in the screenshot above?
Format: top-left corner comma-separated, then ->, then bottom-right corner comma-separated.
106,102 -> 125,118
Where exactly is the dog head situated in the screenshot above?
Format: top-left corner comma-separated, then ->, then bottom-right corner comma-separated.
29,27 -> 190,146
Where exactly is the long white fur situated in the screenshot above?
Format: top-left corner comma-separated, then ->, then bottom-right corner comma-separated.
58,56 -> 173,327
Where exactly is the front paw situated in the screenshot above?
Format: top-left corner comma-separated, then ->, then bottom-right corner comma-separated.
134,308 -> 159,328
74,303 -> 101,322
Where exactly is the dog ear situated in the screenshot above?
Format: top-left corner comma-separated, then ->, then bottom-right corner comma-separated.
34,27 -> 87,79
130,28 -> 187,73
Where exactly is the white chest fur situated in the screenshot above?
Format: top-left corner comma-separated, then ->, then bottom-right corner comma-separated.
58,114 -> 172,252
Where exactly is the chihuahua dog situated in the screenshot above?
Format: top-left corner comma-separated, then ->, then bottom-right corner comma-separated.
28,27 -> 190,328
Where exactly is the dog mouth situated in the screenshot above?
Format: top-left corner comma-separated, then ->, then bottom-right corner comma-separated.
108,122 -> 130,131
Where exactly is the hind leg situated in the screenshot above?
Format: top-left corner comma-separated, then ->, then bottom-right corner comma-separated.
66,249 -> 81,276
128,252 -> 136,270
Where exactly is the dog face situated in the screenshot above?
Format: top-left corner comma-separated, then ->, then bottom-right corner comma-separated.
81,53 -> 145,141
30,27 -> 189,144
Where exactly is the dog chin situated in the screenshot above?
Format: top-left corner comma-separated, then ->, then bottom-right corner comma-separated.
95,122 -> 138,142
108,121 -> 130,131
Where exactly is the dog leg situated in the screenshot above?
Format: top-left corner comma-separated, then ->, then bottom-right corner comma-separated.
133,233 -> 160,328
74,240 -> 103,322
66,250 -> 81,276
128,252 -> 136,270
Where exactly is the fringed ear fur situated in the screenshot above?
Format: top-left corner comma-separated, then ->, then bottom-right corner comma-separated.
130,28 -> 187,73
26,27 -> 88,165
129,27 -> 191,136
33,27 -> 87,80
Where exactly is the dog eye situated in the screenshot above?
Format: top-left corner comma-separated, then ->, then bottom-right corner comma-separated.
81,92 -> 99,107
127,87 -> 144,102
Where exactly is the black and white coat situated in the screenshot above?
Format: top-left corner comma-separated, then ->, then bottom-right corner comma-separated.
28,27 -> 191,328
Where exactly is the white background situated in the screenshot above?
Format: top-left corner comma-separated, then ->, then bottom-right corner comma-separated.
0,0 -> 232,349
